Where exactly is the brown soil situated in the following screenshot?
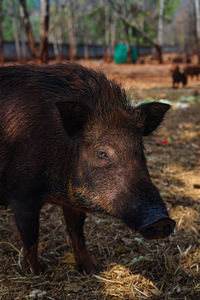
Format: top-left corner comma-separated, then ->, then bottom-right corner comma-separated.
0,60 -> 199,299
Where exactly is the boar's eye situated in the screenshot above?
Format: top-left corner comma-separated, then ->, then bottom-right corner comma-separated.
97,150 -> 110,161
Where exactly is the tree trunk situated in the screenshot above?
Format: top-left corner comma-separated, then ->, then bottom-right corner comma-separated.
155,44 -> 163,64
21,28 -> 27,63
194,0 -> 200,63
20,0 -> 50,64
40,0 -> 50,64
111,11 -> 117,58
52,34 -> 59,60
19,0 -> 39,59
52,27 -> 62,61
84,35 -> 89,60
11,1 -> 21,62
104,3 -> 110,61
67,0 -> 76,61
0,0 -> 4,66
52,0 -> 62,61
157,0 -> 164,47
19,6 -> 27,63
124,22 -> 132,63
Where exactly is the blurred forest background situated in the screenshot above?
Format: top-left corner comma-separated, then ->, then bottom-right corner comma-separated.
0,0 -> 200,64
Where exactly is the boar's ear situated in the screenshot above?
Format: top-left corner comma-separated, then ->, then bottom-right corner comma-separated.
56,102 -> 91,138
136,102 -> 171,136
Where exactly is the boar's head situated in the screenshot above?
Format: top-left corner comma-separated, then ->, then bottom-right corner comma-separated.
56,79 -> 175,240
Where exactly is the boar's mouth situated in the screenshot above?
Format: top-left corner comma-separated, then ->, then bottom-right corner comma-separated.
138,217 -> 176,240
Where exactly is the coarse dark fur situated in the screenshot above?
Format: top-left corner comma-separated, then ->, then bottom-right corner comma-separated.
0,63 -> 174,274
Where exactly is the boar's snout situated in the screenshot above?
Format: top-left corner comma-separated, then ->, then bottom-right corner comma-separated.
138,217 -> 176,240
122,204 -> 176,240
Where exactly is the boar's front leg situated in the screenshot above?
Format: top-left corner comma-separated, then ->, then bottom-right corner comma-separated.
62,204 -> 96,274
10,196 -> 41,274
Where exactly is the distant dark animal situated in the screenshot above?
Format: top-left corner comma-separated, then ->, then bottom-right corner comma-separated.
185,55 -> 192,64
0,63 -> 175,274
184,65 -> 200,79
172,56 -> 184,63
193,89 -> 200,96
139,59 -> 145,64
167,56 -> 172,63
172,65 -> 187,88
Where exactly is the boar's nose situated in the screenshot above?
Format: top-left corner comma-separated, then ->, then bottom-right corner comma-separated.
138,217 -> 176,240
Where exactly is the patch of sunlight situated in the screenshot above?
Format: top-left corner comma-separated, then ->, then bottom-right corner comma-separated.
169,206 -> 199,233
179,246 -> 200,278
164,164 -> 200,201
179,128 -> 200,141
94,264 -> 162,298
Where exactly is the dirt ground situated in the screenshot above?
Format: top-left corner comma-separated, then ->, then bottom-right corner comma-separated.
0,60 -> 200,300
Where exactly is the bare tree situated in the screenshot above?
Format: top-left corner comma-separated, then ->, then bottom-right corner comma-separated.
104,3 -> 109,61
83,33 -> 89,60
51,0 -> 63,61
110,11 -> 117,57
157,0 -> 164,63
11,1 -> 22,62
67,0 -> 77,60
40,0 -> 50,63
194,0 -> 200,63
20,0 -> 39,59
19,0 -> 50,64
124,21 -> 132,63
103,0 -> 118,62
104,2 -> 114,61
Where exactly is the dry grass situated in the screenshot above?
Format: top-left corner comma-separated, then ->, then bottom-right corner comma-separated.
0,60 -> 200,299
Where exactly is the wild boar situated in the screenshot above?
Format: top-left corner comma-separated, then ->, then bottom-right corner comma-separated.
184,65 -> 200,79
172,56 -> 184,63
171,65 -> 187,88
0,63 -> 175,274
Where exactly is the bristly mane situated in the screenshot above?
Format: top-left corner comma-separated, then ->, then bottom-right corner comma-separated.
0,63 -> 129,109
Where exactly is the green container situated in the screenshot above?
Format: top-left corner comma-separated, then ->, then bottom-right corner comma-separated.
114,44 -> 137,64
114,44 -> 127,64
